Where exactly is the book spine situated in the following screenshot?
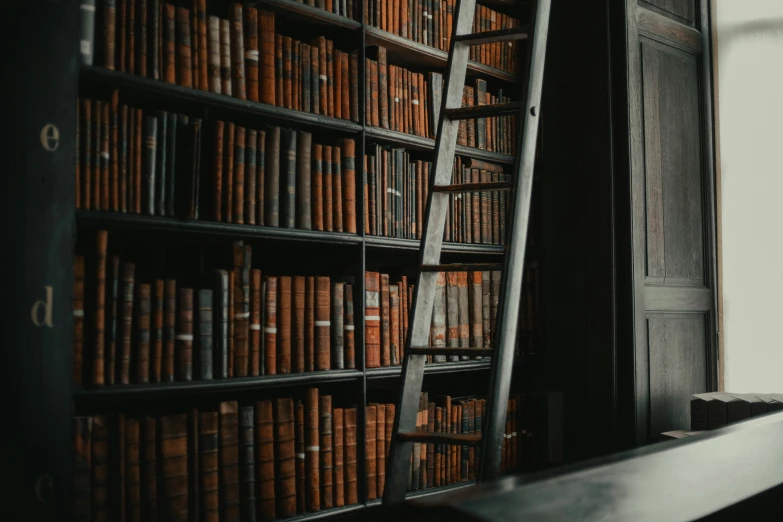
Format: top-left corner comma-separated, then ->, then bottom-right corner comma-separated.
246,129 -> 257,225
259,10 -> 276,105
331,283 -> 345,369
197,289 -> 213,380
126,417 -> 141,522
175,287 -> 194,381
208,16 -> 221,93
239,406 -> 257,522
323,146 -> 333,231
312,144 -> 324,231
214,270 -> 229,379
175,7 -> 192,87
332,146 -> 343,231
365,272 -> 381,368
305,277 -> 316,372
256,401 -> 276,520
163,279 -> 176,381
220,18 -> 232,96
264,127 -> 281,226
278,276 -> 292,374
250,269 -> 262,376
134,283 -> 151,383
80,0 -> 97,65
72,417 -> 91,522
296,131 -> 313,229
233,126 -> 246,224
315,276 -> 331,370
118,261 -> 135,384
344,283 -> 355,369
280,128 -> 297,228
223,122 -> 235,222
342,139 -> 357,233
141,417 -> 157,521
219,402 -> 241,522
295,401 -> 306,513
293,276 -> 306,373
142,116 -> 157,215
333,408 -> 345,507
344,408 -> 358,504
257,130 -> 266,225
159,414 -> 188,522
380,274 -> 390,366
365,405 -> 377,500
275,398 -> 297,518
375,403 -> 386,497
264,276 -> 278,375
305,388 -> 321,512
154,112 -> 166,216
199,412 -> 219,522
431,271 -> 447,362
390,284 -> 400,365
320,395 -> 334,509
350,51 -> 359,122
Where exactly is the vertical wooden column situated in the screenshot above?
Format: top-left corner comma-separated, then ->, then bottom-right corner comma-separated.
0,1 -> 79,519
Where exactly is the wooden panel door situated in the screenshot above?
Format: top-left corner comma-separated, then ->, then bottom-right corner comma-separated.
624,0 -> 718,443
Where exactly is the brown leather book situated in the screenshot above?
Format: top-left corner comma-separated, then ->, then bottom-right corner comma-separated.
264,276 -> 277,375
245,129 -> 258,225
331,146 -> 343,232
223,122 -> 235,223
333,49 -> 342,119
331,283 -> 344,370
134,108 -> 143,213
350,50 -> 359,122
256,129 -> 266,225
369,60 -> 379,127
311,37 -> 327,115
278,276 -> 292,374
375,403 -> 386,497
258,10 -> 276,105
292,41 -> 301,111
100,103 -> 110,210
365,405 -> 377,500
305,277 -> 315,372
343,284 -> 355,369
101,254 -> 117,384
208,16 -> 221,93
229,3 -> 247,99
136,0 -> 148,77
282,37 -> 294,109
389,284 -> 400,365
228,271 -> 236,376
135,283 -> 151,383
326,40 -> 335,117
341,139 -> 357,233
311,44 -> 321,115
213,120 -> 224,221
320,395 -> 334,509
315,277 -> 331,371
197,289 -> 214,380
233,243 -> 251,375
341,52 -> 350,120
323,145 -> 333,231
255,400 -> 276,521
163,279 -> 176,381
100,1 -> 116,70
190,3 -> 199,89
338,409 -> 356,507
73,255 -> 85,387
176,287 -> 194,381
238,406 -> 257,522
434,406 -> 442,487
293,276 -> 306,373
311,144 -> 323,230
141,417 -> 157,521
264,127 -> 280,226
332,407 -> 345,507
175,7 -> 192,88
119,261 -> 135,385
296,131 -> 313,229
220,18 -> 232,95
457,272 -> 470,360
305,388 -> 321,511
233,126 -> 246,224
365,272 -> 381,368
150,280 -> 164,382
219,402 -> 240,522
385,403 -> 395,458
275,398 -> 297,517
274,35 -> 283,106
295,401 -> 306,513
194,0 -> 208,89
91,230 -> 108,386
91,416 -> 108,522
126,417 -> 141,522
469,271 -> 483,355
380,274 -> 391,366
162,3 -> 175,83
250,269 -> 262,376
159,414 -> 188,522
73,417 -> 91,522
196,412 -> 218,522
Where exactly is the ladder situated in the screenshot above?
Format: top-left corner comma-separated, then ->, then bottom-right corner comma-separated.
382,0 -> 552,505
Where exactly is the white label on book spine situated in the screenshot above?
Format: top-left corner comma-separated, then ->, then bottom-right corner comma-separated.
365,292 -> 380,307
365,315 -> 381,321
245,50 -> 259,60
344,325 -> 355,331
176,334 -> 194,341
315,320 -> 331,327
250,324 -> 261,331
264,327 -> 277,333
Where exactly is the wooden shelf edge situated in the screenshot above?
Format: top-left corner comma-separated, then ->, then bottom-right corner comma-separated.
366,360 -> 492,378
76,211 -> 364,245
366,480 -> 477,507
80,66 -> 363,133
365,236 -> 505,254
260,0 -> 362,29
365,126 -> 515,165
364,26 -> 518,84
74,369 -> 364,401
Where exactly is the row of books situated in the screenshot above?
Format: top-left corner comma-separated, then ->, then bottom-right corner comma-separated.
74,97 -> 358,233
364,147 -> 510,244
366,49 -> 517,153
74,230 -> 356,387
73,390 -> 361,522
690,392 -> 783,431
84,4 -> 359,121
364,0 -> 521,74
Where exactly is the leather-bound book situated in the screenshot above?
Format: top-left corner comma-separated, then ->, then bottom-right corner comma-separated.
326,40 -> 335,117
332,146 -> 343,231
491,171 -> 500,244
100,97 -> 110,210
250,269 -> 262,376
385,403 -> 395,459
229,3 -> 247,100
220,18 -> 232,95
80,0 -> 97,66
190,3 -> 199,88
434,407 -> 442,486
275,35 -> 283,106
365,405 -> 377,500
343,284 -> 355,369
380,274 -> 390,366
264,127 -> 281,227
90,416 -> 108,522
197,289 -> 213,380
195,0 -> 208,89
258,10 -> 276,105
295,401 -> 306,513
282,36 -> 293,109
389,284 -> 399,365
371,47 -> 388,128
457,272 -> 470,360
165,113 -> 178,217
311,45 -> 320,115
332,408 -> 345,507
126,418 -> 141,522
256,129 -> 266,225
301,42 -> 311,113
293,276 -> 306,373
118,261 -> 135,384
333,50 -> 342,119
164,279 -> 177,381
255,400 -> 276,521
73,417 -> 92,522
175,7 -> 192,87
305,388 -> 321,511
375,403 -> 386,497
469,271 -> 483,357
331,283 -> 344,369
430,271 -> 447,363
460,400 -> 470,480
154,112 -> 167,216
340,408 -> 357,506
263,276 -> 277,375
474,399 -> 482,473
340,52 -> 350,120
305,277 -> 316,372
349,51 -> 359,122
228,271 -> 235,377
312,144 -> 324,231
73,255 -> 86,387
320,395 -> 334,509
490,271 -> 501,340
295,131 -> 312,229
163,4 -> 176,83
91,230 -> 108,386
278,276 -> 292,374
213,120 -> 225,221
369,60 -> 379,128
141,417 -> 157,522
176,287 -> 194,381
310,37 -> 327,115
274,398 -> 297,517
135,283 -> 151,383
239,406 -> 257,522
399,276 -> 408,356
233,243 -> 251,375
246,129 -> 258,224
280,129 -> 297,228
136,0 -> 147,76
292,41 -> 300,110
323,146 -> 333,231
214,270 -> 230,379
481,271 -> 491,348
365,272 -> 381,368
223,121 -> 235,222
479,170 -> 489,243
315,277 -> 331,371
208,16 -> 221,93
198,412 -> 219,522
219,402 -> 241,522
148,0 -> 160,79
127,0 -> 135,73
159,414 -> 188,522
341,139 -> 357,233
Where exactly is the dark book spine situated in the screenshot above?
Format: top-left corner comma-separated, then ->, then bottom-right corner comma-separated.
305,388 -> 321,512
302,42 -> 311,113
175,7 -> 192,87
159,414 -> 188,522
117,261 -> 135,384
150,280 -> 164,381
233,126 -> 246,224
134,283 -> 151,383
312,144 -> 323,230
148,0 -> 160,79
220,18 -> 232,95
176,287 -> 194,381
155,113 -> 167,216
197,289 -> 213,380
101,0 -> 116,69
343,283 -> 355,369
214,270 -> 230,379
197,0 -> 208,89
91,416 -> 109,521
275,34 -> 283,106
274,398 -> 297,518
141,417 -> 157,521
264,127 -> 280,227
277,276 -> 292,374
165,112 -> 177,216
295,401 -> 306,513
80,0 -> 97,65
296,130 -> 312,229
163,279 -> 176,381
341,139 -> 357,233
199,412 -> 219,522
142,115 -> 157,215
280,129 -> 297,228
208,16 -> 221,93
239,406 -> 257,522
136,0 -> 147,76
375,404 -> 386,497
332,146 -> 343,231
259,10 -> 276,105
311,44 -> 320,115
323,146 -> 333,231
233,244 -> 251,376
230,2 -> 246,99
163,4 -> 176,83
256,130 -> 266,226
264,276 -> 278,375
73,417 -> 92,522
315,277 -> 331,370
73,256 -> 86,387
320,395 -> 334,509
390,284 -> 400,365
331,283 -> 344,369
126,417 -> 141,522
220,402 -> 241,522
250,269 -> 262,376
256,401 -> 276,521
245,129 -> 257,225
293,276 -> 306,373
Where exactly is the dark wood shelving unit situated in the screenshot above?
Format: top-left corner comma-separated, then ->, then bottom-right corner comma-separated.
366,359 -> 492,379
259,0 -> 362,29
365,235 -> 506,254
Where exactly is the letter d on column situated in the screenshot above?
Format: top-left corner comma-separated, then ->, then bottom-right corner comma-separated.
31,286 -> 54,327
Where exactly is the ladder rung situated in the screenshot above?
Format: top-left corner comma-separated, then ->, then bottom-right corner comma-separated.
421,263 -> 503,272
396,431 -> 483,446
409,346 -> 493,356
444,102 -> 522,120
433,181 -> 512,193
454,27 -> 530,46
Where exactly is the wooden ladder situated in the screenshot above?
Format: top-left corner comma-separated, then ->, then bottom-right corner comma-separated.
382,0 -> 552,504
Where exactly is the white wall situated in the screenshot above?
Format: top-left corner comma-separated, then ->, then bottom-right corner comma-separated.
716,1 -> 783,391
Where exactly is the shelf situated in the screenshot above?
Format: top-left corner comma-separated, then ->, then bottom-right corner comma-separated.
80,66 -> 363,134
74,369 -> 363,403
259,0 -> 362,30
366,359 -> 492,379
365,26 -> 519,84
365,126 -> 515,165
365,236 -> 505,254
76,211 -> 364,246
366,480 -> 477,507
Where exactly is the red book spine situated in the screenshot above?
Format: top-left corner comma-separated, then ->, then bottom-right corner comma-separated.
256,400 -> 276,520
278,276 -> 292,374
259,10 -> 276,105
293,276 -> 306,373
176,287 -> 194,381
264,276 -> 277,375
118,261 -> 135,385
365,405 -> 377,500
333,407 -> 345,507
315,276 -> 331,371
135,283 -> 151,383
305,388 -> 321,512
163,279 -> 176,382
197,0 -> 208,90
344,408 -> 358,505
274,399 -> 297,518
